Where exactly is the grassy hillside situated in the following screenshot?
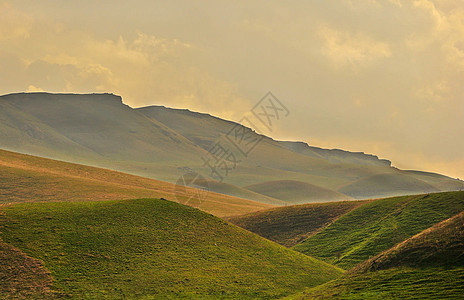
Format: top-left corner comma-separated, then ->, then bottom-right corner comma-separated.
288,268 -> 464,299
227,201 -> 366,247
288,210 -> 464,299
0,236 -> 53,299
353,210 -> 464,273
0,199 -> 343,299
0,149 -> 273,217
293,191 -> 464,269
245,180 -> 351,204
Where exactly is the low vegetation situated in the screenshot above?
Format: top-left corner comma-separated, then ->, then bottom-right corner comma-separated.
288,268 -> 464,299
0,199 -> 343,299
293,191 -> 464,269
288,208 -> 464,299
227,200 -> 366,247
0,236 -> 53,299
353,211 -> 464,272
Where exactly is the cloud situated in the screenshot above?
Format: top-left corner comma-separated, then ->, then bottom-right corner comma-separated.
0,0 -> 463,178
0,1 -> 32,40
318,25 -> 392,68
26,85 -> 44,92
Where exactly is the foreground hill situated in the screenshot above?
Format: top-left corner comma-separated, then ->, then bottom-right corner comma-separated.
288,268 -> 464,299
1,92 -> 463,205
0,199 -> 343,299
0,149 -> 272,217
0,237 -> 52,298
288,210 -> 464,299
293,191 -> 464,269
227,200 -> 366,247
353,210 -> 464,272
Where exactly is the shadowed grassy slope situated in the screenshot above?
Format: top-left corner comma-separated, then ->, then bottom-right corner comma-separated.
293,191 -> 464,269
0,199 -> 343,299
287,210 -> 464,299
353,210 -> 464,273
0,149 -> 273,217
227,201 -> 366,247
245,180 -> 351,204
287,268 -> 464,300
338,173 -> 440,199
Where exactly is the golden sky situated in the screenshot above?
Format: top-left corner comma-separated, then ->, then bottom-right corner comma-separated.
1,0 -> 463,179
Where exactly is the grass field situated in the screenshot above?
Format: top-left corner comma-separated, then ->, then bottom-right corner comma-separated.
287,267 -> 464,299
227,200 -> 366,247
287,208 -> 464,299
293,191 -> 464,269
0,199 -> 343,299
353,211 -> 464,272
0,149 -> 273,217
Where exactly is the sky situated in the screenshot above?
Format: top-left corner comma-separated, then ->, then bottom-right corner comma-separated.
1,0 -> 463,179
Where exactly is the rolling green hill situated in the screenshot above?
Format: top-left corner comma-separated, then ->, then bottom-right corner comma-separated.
227,200 -> 366,247
287,209 -> 464,299
293,191 -> 464,269
245,180 -> 351,204
0,149 -> 273,217
288,268 -> 464,299
353,210 -> 464,273
0,199 -> 343,299
1,92 -> 463,205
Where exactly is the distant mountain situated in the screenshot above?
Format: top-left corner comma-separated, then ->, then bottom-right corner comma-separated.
1,92 -> 463,204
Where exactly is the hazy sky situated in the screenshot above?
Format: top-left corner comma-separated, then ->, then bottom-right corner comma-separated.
1,0 -> 463,179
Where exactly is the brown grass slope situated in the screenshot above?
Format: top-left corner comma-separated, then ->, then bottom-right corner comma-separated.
0,149 -> 272,217
353,210 -> 464,273
227,200 -> 367,247
0,236 -> 53,299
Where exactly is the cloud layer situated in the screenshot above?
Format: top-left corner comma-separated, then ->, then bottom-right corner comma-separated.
1,0 -> 463,178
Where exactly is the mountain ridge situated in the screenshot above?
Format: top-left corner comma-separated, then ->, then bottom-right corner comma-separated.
1,92 -> 463,205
